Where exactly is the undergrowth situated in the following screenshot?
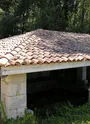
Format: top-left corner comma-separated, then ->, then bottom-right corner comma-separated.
1,101 -> 90,124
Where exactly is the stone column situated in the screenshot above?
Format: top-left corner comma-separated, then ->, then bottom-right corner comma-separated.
1,74 -> 27,118
77,67 -> 87,81
77,67 -> 88,86
77,67 -> 90,100
87,67 -> 90,100
88,88 -> 90,100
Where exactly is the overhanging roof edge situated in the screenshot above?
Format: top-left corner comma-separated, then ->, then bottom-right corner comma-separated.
1,61 -> 90,76
1,61 -> 90,75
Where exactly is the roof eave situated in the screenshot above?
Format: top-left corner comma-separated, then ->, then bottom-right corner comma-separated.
1,60 -> 90,76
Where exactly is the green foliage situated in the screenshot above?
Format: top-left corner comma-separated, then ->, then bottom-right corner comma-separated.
0,102 -> 7,121
0,0 -> 90,38
2,101 -> 90,124
67,0 -> 90,33
40,101 -> 90,124
6,110 -> 38,124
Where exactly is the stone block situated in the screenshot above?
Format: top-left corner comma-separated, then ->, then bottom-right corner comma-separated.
1,73 -> 27,119
2,94 -> 26,110
16,107 -> 26,117
5,74 -> 26,84
6,109 -> 17,118
1,74 -> 26,96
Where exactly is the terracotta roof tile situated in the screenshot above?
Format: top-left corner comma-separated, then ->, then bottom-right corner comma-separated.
0,29 -> 90,67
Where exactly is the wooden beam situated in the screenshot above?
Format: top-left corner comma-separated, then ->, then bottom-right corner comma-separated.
1,61 -> 90,76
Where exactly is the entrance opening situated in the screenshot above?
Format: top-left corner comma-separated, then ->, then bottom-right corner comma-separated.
27,68 -> 88,110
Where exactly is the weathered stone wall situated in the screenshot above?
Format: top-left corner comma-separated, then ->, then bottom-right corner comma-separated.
1,74 -> 26,118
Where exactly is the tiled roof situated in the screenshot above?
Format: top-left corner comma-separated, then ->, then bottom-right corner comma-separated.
0,29 -> 90,67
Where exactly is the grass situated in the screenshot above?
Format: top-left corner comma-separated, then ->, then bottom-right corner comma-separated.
2,101 -> 90,124
40,101 -> 90,124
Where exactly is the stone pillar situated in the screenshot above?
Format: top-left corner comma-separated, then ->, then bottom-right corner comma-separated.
88,88 -> 90,100
77,67 -> 90,100
1,74 -> 26,118
87,67 -> 90,100
77,67 -> 88,86
77,67 -> 87,81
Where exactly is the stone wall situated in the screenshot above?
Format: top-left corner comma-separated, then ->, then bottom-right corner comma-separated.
1,74 -> 26,118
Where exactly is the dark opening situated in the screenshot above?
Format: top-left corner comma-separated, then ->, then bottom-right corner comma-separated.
27,68 -> 88,110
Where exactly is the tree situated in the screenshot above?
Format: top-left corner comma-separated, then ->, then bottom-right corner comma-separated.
67,0 -> 90,33
0,0 -> 90,38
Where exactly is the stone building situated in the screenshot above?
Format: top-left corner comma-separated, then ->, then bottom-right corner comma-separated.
0,29 -> 90,118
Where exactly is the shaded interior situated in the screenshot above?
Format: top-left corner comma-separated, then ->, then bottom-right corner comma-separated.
27,68 -> 89,110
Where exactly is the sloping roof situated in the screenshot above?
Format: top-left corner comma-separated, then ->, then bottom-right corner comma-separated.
0,29 -> 90,67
